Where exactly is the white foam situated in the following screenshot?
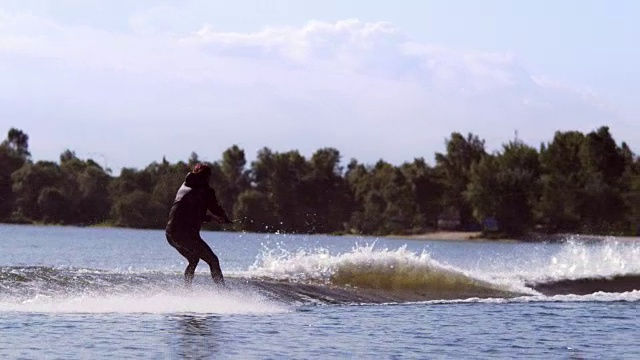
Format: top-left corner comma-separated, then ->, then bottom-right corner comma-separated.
533,238 -> 640,281
245,242 -> 469,282
418,290 -> 640,305
0,288 -> 290,315
243,240 -> 640,296
465,238 -> 640,289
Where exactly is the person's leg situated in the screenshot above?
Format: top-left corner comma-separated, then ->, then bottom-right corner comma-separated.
182,253 -> 200,285
167,232 -> 200,285
191,235 -> 224,285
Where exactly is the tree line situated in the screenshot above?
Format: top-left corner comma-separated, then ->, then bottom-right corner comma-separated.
0,126 -> 638,237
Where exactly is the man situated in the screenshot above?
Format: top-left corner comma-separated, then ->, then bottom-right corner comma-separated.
165,163 -> 233,286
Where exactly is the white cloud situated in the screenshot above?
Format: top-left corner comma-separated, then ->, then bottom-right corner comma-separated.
0,8 -> 629,171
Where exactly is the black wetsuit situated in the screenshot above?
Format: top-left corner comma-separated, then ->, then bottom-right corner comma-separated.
165,172 -> 230,285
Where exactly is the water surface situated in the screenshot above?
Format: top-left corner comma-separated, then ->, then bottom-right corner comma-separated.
1,225 -> 638,359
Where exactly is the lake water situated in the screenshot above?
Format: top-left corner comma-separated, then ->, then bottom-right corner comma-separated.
1,224 -> 638,359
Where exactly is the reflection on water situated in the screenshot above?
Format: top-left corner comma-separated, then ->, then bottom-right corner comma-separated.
170,315 -> 222,359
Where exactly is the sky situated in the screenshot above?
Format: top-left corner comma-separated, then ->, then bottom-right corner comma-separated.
1,0 -> 638,172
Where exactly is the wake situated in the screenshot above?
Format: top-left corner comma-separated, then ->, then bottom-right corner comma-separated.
1,289 -> 288,315
1,240 -> 638,313
0,266 -> 289,314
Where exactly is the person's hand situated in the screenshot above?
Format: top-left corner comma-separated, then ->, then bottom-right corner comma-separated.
210,214 -> 233,225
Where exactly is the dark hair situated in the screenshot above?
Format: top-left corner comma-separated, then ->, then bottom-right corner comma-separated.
191,163 -> 212,176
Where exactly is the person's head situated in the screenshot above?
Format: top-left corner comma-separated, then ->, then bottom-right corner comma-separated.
186,163 -> 211,186
191,163 -> 212,178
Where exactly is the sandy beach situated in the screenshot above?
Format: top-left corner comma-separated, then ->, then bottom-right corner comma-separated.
387,231 -> 488,241
387,231 -> 640,242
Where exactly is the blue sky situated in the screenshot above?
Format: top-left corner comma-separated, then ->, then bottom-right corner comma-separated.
1,0 -> 638,172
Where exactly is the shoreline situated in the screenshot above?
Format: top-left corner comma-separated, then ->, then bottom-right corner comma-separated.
386,231 -> 515,242
1,222 -> 638,242
387,231 -> 640,243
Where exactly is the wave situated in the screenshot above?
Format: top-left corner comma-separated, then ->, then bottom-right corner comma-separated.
2,266 -> 635,312
242,242 -> 640,301
526,275 -> 640,296
0,265 -> 518,311
1,241 -> 638,312
534,238 -> 640,281
244,243 -> 518,298
0,266 -> 288,314
413,290 -> 640,305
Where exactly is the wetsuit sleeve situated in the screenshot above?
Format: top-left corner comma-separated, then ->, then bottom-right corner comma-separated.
206,188 -> 232,223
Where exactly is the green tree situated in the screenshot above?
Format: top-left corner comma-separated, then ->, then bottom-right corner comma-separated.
435,132 -> 486,230
112,168 -> 156,195
625,157 -> 640,234
250,148 -> 310,232
538,131 -> 586,232
111,190 -> 165,228
108,162 -> 175,228
12,161 -> 65,221
216,146 -> 250,218
1,125 -> 636,237
233,189 -> 278,232
381,166 -> 419,234
347,160 -> 419,235
299,148 -> 351,233
580,127 -> 626,184
578,127 -> 627,233
76,166 -> 112,224
344,159 -> 369,233
467,141 -> 541,236
401,158 -> 444,230
6,128 -> 30,157
37,187 -> 71,223
0,128 -> 31,220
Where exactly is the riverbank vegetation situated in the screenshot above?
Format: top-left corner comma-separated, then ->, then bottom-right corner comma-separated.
0,126 -> 638,238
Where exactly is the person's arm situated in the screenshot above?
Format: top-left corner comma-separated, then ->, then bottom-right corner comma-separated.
206,188 -> 233,224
